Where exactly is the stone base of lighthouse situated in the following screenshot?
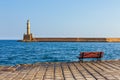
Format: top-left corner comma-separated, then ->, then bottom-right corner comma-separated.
23,34 -> 33,41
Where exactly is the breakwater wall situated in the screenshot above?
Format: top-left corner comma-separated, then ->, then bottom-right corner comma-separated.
20,38 -> 120,42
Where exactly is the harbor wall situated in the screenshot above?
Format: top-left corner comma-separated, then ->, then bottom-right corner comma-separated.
106,38 -> 120,42
20,37 -> 120,42
32,38 -> 106,42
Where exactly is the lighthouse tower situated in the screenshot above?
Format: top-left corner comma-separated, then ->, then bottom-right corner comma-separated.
23,20 -> 33,41
27,20 -> 31,35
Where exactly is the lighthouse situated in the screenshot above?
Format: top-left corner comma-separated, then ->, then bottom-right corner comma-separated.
23,20 -> 33,41
27,20 -> 31,35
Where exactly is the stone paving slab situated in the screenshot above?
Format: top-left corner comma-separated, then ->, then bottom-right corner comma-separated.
0,60 -> 119,80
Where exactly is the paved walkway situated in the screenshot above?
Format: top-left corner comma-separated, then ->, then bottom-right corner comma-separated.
0,60 -> 120,80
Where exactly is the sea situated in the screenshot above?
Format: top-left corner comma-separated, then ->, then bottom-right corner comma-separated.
0,40 -> 120,66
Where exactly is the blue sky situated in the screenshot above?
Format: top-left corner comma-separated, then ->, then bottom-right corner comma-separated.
0,0 -> 120,39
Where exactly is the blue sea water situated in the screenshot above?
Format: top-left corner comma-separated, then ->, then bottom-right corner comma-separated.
0,40 -> 120,66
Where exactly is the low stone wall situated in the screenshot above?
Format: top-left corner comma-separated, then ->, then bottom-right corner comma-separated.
32,38 -> 107,42
106,38 -> 120,42
21,37 -> 120,42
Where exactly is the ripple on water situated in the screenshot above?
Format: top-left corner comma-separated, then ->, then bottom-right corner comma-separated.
0,40 -> 120,66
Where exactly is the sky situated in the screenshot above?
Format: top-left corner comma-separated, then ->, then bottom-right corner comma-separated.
0,0 -> 120,39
